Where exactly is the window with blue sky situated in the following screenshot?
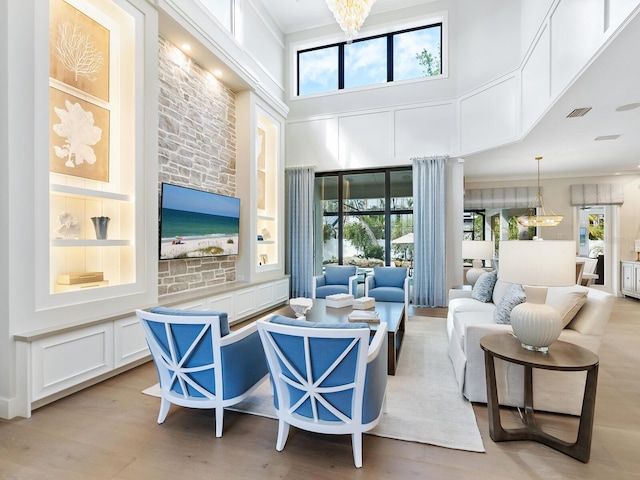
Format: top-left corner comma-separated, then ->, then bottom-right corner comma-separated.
298,46 -> 339,96
297,23 -> 442,96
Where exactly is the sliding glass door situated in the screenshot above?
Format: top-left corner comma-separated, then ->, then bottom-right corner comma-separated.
314,167 -> 413,275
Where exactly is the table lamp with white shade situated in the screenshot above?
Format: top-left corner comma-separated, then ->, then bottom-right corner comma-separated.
498,240 -> 576,352
462,240 -> 494,286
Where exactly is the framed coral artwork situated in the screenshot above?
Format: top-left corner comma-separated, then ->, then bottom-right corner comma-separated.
49,0 -> 110,102
49,86 -> 110,182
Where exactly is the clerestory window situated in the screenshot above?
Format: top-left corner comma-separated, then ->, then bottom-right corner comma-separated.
297,23 -> 442,97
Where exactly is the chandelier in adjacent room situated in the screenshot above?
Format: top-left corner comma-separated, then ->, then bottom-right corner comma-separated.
516,156 -> 564,228
326,0 -> 376,43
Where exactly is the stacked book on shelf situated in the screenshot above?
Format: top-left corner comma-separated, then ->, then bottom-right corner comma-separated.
348,310 -> 380,324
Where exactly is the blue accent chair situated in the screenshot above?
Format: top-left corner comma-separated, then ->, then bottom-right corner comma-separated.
365,266 -> 410,320
312,265 -> 359,299
136,307 -> 268,437
257,314 -> 388,468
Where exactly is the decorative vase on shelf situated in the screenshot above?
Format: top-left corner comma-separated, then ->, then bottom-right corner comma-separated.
56,211 -> 80,239
91,216 -> 110,240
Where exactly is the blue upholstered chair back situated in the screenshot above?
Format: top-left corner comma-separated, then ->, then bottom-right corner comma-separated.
313,265 -> 359,299
257,314 -> 388,467
136,308 -> 268,437
364,267 -> 411,321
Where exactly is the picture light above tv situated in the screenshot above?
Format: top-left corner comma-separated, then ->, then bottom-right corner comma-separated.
159,183 -> 240,261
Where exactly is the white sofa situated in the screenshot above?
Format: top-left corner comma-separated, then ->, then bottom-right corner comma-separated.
447,280 -> 615,415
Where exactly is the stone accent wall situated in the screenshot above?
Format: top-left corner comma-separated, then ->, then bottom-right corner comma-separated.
157,36 -> 237,296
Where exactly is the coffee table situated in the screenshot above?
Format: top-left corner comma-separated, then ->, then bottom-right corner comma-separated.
272,299 -> 405,375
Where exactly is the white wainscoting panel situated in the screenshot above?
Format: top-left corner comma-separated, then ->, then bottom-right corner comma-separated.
394,103 -> 454,158
550,0 -> 604,96
338,111 -> 392,169
287,118 -> 338,168
206,293 -> 236,321
459,75 -> 519,154
114,315 -> 149,368
255,282 -> 274,310
521,23 -> 551,133
31,323 -> 114,401
273,278 -> 289,303
235,287 -> 258,319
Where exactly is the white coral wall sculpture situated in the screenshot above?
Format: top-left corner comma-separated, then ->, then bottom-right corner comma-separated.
55,21 -> 104,82
52,100 -> 103,168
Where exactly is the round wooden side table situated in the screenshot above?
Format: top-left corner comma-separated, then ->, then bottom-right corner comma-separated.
480,333 -> 599,463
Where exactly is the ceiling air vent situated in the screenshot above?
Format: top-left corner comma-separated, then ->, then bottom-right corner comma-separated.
567,107 -> 592,118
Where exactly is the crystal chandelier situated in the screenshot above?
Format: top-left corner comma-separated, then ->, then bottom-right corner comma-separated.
516,157 -> 564,228
326,0 -> 376,43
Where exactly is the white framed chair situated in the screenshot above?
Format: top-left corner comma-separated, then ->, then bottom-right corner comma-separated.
136,307 -> 268,437
256,315 -> 388,468
364,266 -> 410,320
312,265 -> 359,299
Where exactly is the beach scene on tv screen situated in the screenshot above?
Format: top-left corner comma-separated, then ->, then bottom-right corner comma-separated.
160,184 -> 240,260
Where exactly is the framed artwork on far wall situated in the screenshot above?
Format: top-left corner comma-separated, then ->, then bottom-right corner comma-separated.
49,86 -> 110,182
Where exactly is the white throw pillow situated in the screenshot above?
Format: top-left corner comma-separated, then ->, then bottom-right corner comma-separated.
546,286 -> 589,328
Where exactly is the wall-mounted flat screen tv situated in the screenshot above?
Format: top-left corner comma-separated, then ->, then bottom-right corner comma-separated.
159,183 -> 240,260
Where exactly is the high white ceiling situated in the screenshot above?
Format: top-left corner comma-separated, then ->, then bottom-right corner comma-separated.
260,1 -> 640,181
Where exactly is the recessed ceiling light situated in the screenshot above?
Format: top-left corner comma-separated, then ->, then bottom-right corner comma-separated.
181,43 -> 191,51
594,135 -> 621,141
567,107 -> 592,118
214,69 -> 223,77
615,103 -> 640,112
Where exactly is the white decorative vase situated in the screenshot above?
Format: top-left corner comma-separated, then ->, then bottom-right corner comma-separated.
510,286 -> 562,353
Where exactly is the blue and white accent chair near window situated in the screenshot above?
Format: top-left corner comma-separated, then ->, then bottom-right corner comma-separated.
256,315 -> 388,468
312,265 -> 359,299
136,307 -> 268,437
365,266 -> 410,320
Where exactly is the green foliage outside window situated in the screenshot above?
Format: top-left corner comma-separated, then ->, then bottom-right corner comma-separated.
589,214 -> 604,240
416,46 -> 441,76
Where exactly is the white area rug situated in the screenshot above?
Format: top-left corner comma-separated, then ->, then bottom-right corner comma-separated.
142,317 -> 485,453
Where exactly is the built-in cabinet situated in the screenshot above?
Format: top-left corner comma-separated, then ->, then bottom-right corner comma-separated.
621,261 -> 640,300
7,0 -> 160,420
236,92 -> 286,284
256,112 -> 280,271
15,277 -> 289,416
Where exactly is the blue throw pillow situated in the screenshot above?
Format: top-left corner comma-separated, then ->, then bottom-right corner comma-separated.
471,270 -> 498,303
493,284 -> 526,325
270,314 -> 369,329
149,307 -> 230,337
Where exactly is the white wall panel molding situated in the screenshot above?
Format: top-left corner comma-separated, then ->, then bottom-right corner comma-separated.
458,73 -> 520,155
549,0 -> 605,97
338,112 -> 394,170
394,103 -> 455,160
284,0 -> 640,171
521,23 -> 552,134
31,324 -> 114,401
246,0 -> 286,49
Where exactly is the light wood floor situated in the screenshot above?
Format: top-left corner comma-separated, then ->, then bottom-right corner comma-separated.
1,297 -> 638,479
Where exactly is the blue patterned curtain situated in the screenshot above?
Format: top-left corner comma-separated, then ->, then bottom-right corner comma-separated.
412,156 -> 447,307
286,167 -> 315,298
